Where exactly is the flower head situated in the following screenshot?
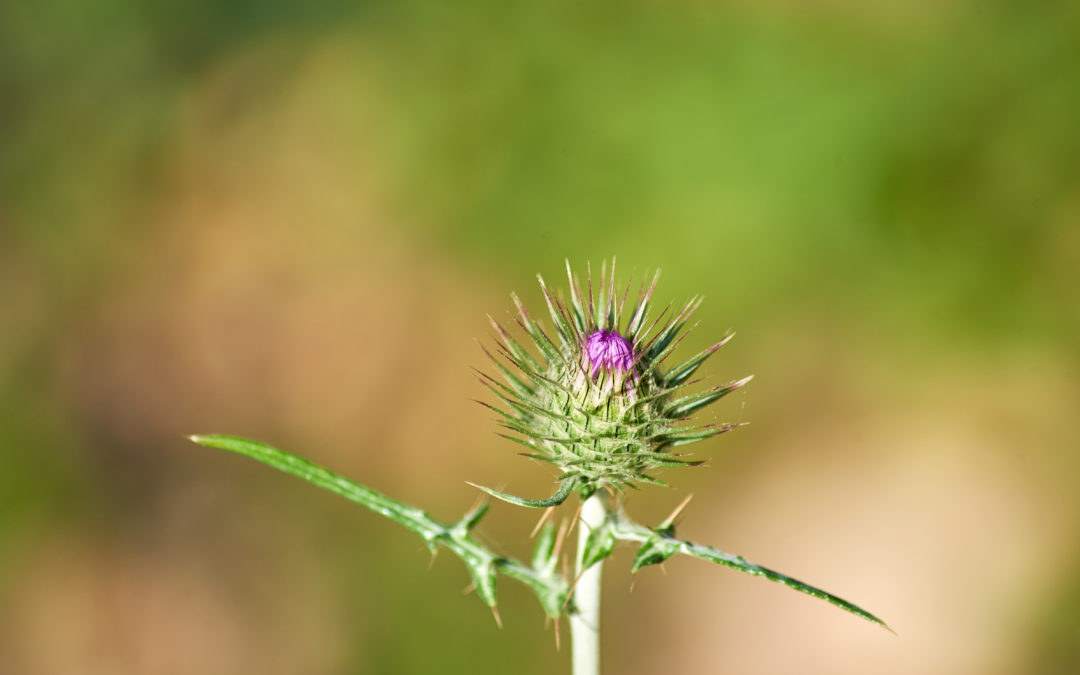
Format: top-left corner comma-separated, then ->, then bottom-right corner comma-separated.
584,329 -> 634,377
477,259 -> 750,505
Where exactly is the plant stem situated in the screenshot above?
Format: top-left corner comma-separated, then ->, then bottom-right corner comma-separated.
571,492 -> 606,675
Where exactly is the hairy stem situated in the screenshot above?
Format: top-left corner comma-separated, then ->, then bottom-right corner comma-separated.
571,492 -> 606,675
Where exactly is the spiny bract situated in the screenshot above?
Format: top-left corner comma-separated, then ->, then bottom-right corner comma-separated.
475,260 -> 752,507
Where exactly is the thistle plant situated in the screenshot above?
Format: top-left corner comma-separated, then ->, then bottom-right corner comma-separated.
191,260 -> 888,675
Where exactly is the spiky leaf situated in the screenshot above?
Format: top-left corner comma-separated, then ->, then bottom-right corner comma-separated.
613,515 -> 890,631
189,435 -> 569,617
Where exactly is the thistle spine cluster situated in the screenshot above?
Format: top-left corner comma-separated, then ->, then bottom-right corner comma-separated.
478,260 -> 752,505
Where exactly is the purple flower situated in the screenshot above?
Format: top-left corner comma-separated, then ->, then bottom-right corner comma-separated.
584,329 -> 634,377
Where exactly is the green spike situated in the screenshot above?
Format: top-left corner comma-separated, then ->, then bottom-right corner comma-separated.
496,432 -> 544,453
457,502 -> 491,532
666,376 -> 753,418
663,335 -> 732,387
478,346 -> 534,397
565,259 -> 589,332
477,369 -> 530,403
626,269 -> 661,337
512,293 -> 562,365
466,479 -> 577,509
537,274 -> 577,349
489,316 -> 544,374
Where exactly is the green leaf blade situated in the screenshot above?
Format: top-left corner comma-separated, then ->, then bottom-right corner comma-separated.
613,517 -> 891,631
190,434 -> 571,619
190,434 -> 437,540
679,541 -> 892,631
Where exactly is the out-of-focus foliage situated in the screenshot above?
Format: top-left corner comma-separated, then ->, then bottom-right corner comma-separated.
1,1 -> 1078,674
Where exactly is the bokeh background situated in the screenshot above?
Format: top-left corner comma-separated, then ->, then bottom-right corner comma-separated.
2,1 -> 1079,673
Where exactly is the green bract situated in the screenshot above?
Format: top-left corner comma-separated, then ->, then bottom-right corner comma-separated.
476,260 -> 752,505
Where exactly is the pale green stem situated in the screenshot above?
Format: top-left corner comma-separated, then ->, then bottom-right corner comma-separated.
571,492 -> 606,675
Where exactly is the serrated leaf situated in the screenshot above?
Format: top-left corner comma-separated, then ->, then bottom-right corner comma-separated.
614,517 -> 891,631
191,434 -> 439,540
190,435 -> 569,617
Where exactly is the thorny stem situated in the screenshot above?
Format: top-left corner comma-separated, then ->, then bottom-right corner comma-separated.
571,492 -> 606,675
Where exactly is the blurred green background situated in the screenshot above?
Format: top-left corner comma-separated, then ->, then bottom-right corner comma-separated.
2,0 -> 1079,673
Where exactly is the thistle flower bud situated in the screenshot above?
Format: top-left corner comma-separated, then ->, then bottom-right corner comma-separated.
584,330 -> 634,377
477,259 -> 750,506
